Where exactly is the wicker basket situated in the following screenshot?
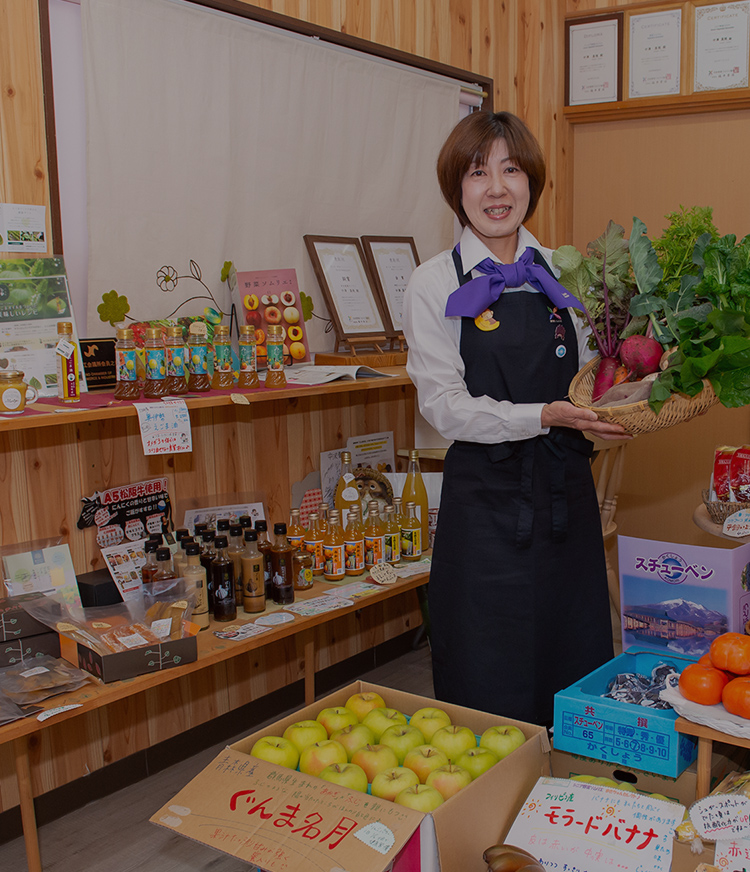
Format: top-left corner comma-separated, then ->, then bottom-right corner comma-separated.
568,357 -> 719,436
702,489 -> 747,525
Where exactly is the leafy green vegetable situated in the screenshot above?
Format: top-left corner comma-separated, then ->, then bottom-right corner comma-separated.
652,205 -> 719,298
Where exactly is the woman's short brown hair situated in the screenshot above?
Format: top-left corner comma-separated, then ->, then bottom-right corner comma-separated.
437,111 -> 546,227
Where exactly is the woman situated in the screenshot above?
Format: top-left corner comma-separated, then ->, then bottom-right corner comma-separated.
403,111 -> 628,727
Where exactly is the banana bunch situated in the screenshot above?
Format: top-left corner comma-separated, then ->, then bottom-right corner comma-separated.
483,844 -> 544,872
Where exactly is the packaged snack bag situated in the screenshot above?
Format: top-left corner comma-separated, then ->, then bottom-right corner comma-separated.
730,446 -> 750,502
714,446 -> 737,501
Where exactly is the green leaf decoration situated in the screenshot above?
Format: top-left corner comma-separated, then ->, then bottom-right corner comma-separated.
220,261 -> 233,283
300,291 -> 315,322
98,290 -> 130,326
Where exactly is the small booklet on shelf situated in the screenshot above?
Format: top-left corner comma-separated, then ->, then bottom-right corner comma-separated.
284,365 -> 392,386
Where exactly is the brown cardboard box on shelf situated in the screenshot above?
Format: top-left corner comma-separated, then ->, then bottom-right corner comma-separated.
59,633 -> 197,683
0,594 -> 50,641
151,680 -> 551,872
0,631 -> 61,667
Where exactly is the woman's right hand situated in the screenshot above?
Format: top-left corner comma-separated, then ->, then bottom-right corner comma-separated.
541,401 -> 631,440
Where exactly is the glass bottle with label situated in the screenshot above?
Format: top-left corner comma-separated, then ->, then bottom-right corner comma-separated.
335,451 -> 360,527
344,504 -> 365,577
152,547 -> 176,587
255,519 -> 273,600
323,509 -> 346,581
141,539 -> 160,587
212,324 -> 234,389
401,449 -> 429,546
303,512 -> 324,574
211,535 -> 237,622
183,542 -> 209,630
164,325 -> 188,395
241,529 -> 266,614
173,535 -> 194,578
317,503 -> 330,534
143,327 -> 168,398
400,500 -> 422,561
114,328 -> 141,400
363,500 -> 385,568
217,518 -> 230,539
199,529 -> 217,609
383,505 -> 401,565
264,324 -> 286,388
56,322 -> 80,403
287,508 -> 305,550
239,514 -> 253,531
228,524 -> 245,603
293,549 -> 314,591
187,326 -> 211,392
237,325 -> 260,389
392,496 -> 404,528
270,523 -> 295,605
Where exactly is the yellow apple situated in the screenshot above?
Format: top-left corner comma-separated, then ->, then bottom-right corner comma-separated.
362,707 -> 408,741
283,719 -> 328,754
403,745 -> 450,783
318,762 -> 368,793
330,723 -> 376,760
431,725 -> 477,762
379,725 -> 426,765
345,691 -> 386,722
371,766 -> 420,801
351,743 -> 399,782
479,724 -> 526,760
394,784 -> 444,812
250,736 -> 299,769
426,764 -> 473,799
408,707 -> 452,742
299,739 -> 347,777
454,747 -> 499,780
316,706 -> 359,737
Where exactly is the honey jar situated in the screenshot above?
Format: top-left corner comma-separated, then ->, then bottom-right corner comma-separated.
0,370 -> 39,414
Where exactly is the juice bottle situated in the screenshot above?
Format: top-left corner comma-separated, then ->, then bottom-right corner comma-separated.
318,503 -> 330,533
255,519 -> 273,599
187,326 -> 211,392
335,451 -> 361,527
303,511 -> 324,574
228,524 -> 245,603
383,505 -> 401,565
323,509 -> 345,581
141,539 -> 159,587
56,322 -> 80,403
401,449 -> 429,546
270,523 -> 295,605
143,327 -> 168,398
183,542 -> 210,630
344,504 -> 365,576
211,535 -> 237,622
264,324 -> 286,388
392,496 -> 404,529
287,508 -> 305,550
164,325 -> 188,395
363,500 -> 385,568
212,324 -> 234,389
237,325 -> 260,389
400,500 -> 422,562
114,328 -> 141,400
241,529 -> 266,614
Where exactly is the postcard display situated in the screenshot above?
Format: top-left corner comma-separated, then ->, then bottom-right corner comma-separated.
618,534 -> 750,659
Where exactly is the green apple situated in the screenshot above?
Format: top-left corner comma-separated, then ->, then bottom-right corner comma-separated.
318,762 -> 368,793
316,706 -> 359,737
283,719 -> 328,754
394,784 -> 444,812
615,781 -> 638,792
250,735 -> 299,769
345,691 -> 386,722
379,725 -> 425,765
330,723 -> 376,760
299,739 -> 348,777
371,766 -> 420,801
571,774 -> 597,783
454,747 -> 499,780
351,743 -> 399,782
431,724 -> 477,762
408,707 -> 452,742
363,707 -> 408,741
403,744 -> 450,783
426,763 -> 473,799
479,724 -> 525,760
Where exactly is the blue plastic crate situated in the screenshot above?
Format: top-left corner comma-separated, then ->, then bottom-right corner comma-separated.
553,649 -> 698,777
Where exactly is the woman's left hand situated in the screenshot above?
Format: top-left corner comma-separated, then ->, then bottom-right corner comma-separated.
541,401 -> 632,440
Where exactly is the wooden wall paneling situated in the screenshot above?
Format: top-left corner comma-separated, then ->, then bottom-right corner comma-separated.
396,0 -> 419,56
223,635 -> 304,713
30,712 -> 105,796
248,398 -> 292,521
0,430 -> 32,549
172,408 -> 219,524
371,0 -> 395,48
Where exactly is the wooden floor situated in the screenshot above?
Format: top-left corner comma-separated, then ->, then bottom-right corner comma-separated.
0,645 -> 434,872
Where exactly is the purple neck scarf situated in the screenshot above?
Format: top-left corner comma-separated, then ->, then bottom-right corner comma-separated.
445,246 -> 583,318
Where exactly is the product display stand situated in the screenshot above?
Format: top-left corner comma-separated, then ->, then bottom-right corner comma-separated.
314,350 -> 408,367
693,503 -> 750,543
674,716 -> 750,799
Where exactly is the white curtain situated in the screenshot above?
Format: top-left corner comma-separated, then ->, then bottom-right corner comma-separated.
81,0 -> 459,348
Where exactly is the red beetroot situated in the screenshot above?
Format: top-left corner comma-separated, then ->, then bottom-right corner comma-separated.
619,335 -> 663,378
592,356 -> 618,402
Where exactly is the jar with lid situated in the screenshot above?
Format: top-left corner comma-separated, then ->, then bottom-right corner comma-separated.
164,325 -> 188,395
237,325 -> 260,389
264,324 -> 286,389
114,328 -> 141,400
187,326 -> 211,392
0,370 -> 39,414
56,322 -> 80,403
293,549 -> 314,591
212,325 -> 234,390
143,328 -> 168,398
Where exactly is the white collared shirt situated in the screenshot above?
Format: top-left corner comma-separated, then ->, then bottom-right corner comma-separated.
402,225 -> 595,444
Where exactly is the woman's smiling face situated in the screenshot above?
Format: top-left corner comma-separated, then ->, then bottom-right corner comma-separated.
460,137 -> 530,262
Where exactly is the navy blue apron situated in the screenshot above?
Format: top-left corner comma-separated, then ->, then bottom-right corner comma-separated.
427,247 -> 613,727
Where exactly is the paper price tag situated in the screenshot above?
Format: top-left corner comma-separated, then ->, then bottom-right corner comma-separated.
56,338 -> 75,359
723,509 -> 750,538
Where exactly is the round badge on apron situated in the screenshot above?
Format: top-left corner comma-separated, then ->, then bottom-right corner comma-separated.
474,308 -> 499,331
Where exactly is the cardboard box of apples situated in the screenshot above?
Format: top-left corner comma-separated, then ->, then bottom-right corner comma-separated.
151,681 -> 551,872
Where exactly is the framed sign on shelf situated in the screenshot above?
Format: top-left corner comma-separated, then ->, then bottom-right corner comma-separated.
565,13 -> 623,106
303,235 -> 393,351
360,236 -> 420,346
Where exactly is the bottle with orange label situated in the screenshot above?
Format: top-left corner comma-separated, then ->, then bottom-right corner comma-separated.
400,500 -> 422,561
287,508 -> 306,550
401,449 -> 429,546
317,503 -> 330,534
335,451 -> 360,527
383,504 -> 401,565
344,504 -> 365,577
303,512 -> 324,574
363,500 -> 385,568
323,509 -> 345,581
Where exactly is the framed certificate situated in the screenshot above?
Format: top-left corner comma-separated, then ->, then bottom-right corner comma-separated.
360,236 -> 420,336
629,9 -> 682,99
303,236 -> 392,345
566,14 -> 623,105
694,1 -> 750,92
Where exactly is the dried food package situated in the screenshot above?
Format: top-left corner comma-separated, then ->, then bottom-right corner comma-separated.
0,693 -> 29,726
0,655 -> 95,704
603,662 -> 679,710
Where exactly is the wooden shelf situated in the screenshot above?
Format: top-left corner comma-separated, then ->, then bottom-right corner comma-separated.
565,91 -> 750,125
